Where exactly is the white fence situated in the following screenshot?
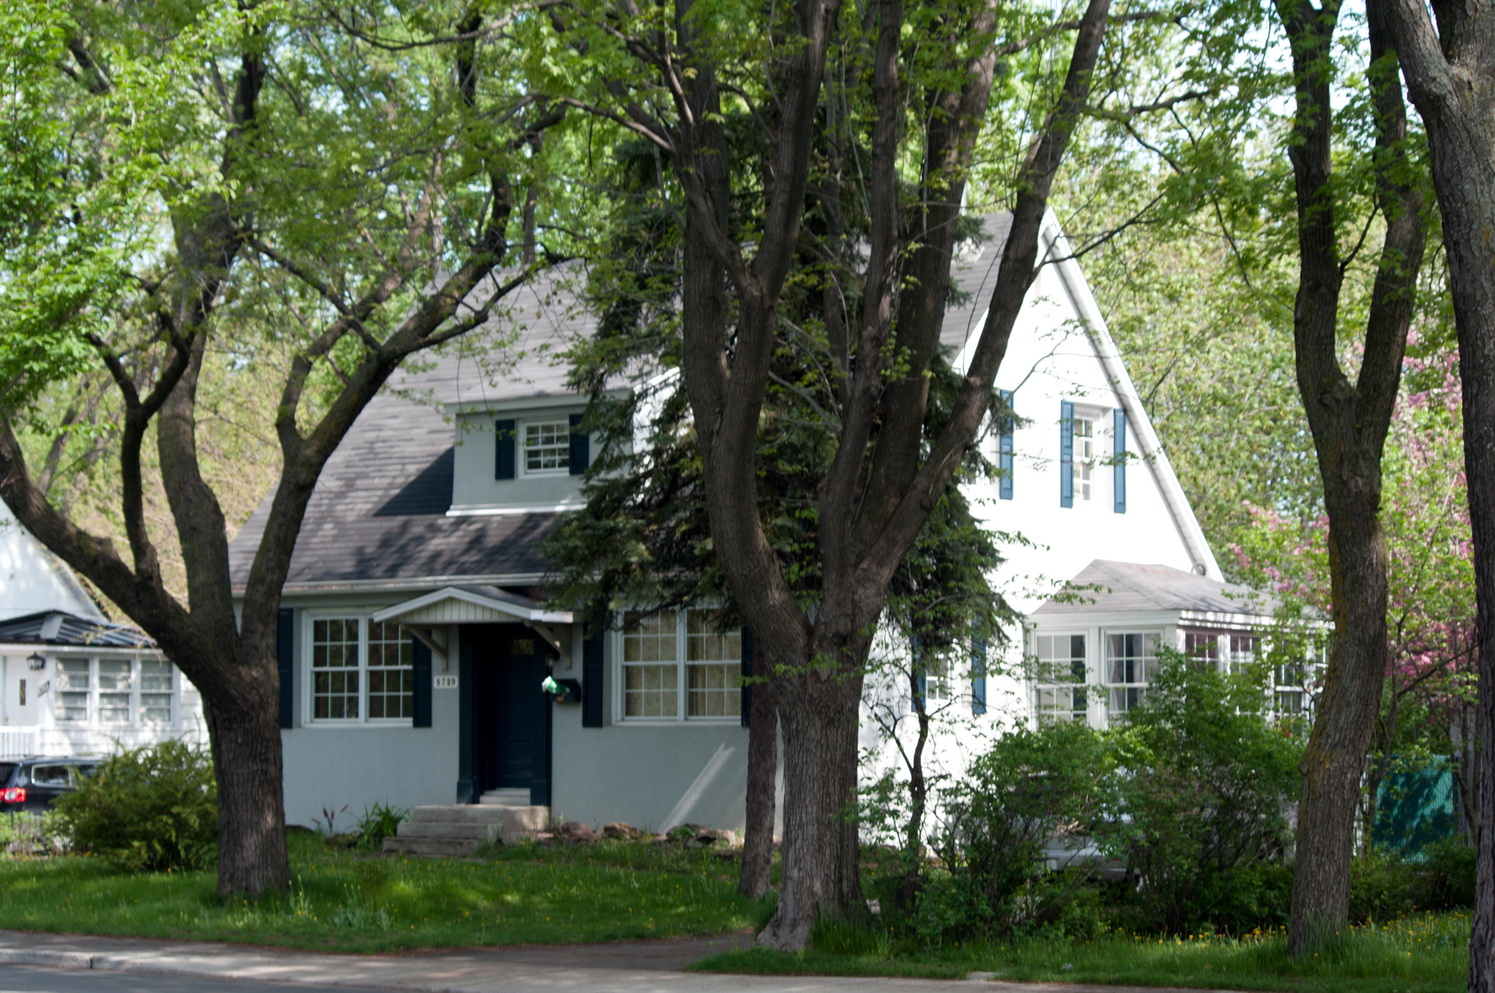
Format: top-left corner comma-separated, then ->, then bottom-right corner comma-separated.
0,728 -> 37,760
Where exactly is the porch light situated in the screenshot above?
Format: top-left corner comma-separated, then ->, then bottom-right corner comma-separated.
26,652 -> 45,671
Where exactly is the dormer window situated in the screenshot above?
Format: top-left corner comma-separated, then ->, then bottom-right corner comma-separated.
523,420 -> 571,475
494,413 -> 590,480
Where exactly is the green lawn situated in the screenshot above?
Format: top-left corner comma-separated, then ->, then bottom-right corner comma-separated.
697,912 -> 1473,993
0,832 -> 768,953
0,831 -> 1475,993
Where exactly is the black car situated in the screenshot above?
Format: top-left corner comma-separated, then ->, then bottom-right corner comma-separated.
0,756 -> 99,813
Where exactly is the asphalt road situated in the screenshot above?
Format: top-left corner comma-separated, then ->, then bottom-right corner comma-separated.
0,963 -> 398,993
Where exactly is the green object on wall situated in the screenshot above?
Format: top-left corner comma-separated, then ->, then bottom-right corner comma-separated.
1371,760 -> 1458,856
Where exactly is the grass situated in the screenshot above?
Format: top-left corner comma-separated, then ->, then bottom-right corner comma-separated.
0,829 -> 1474,993
695,911 -> 1473,993
0,831 -> 769,953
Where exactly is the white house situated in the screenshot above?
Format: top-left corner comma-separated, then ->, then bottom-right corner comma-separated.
229,213 -> 1278,833
0,499 -> 204,759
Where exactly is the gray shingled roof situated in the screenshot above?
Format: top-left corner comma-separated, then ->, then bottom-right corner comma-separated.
941,214 -> 1014,355
1032,560 -> 1275,617
230,220 -> 1018,592
228,272 -> 592,591
0,610 -> 154,648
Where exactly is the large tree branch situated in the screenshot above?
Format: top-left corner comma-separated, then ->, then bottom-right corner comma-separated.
859,0 -> 1112,587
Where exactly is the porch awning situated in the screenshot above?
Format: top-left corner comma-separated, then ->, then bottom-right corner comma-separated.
371,586 -> 573,626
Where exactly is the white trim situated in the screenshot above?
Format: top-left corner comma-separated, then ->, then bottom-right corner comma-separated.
444,390 -> 624,416
241,572 -> 550,596
370,587 -> 573,625
446,503 -> 584,517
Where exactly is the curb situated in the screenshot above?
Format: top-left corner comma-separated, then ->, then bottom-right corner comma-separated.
0,948 -> 97,969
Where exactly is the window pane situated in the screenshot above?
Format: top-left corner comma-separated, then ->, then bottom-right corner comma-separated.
139,660 -> 174,693
312,618 -> 361,720
523,420 -> 570,472
624,662 -> 678,717
1104,631 -> 1159,722
366,622 -> 412,720
55,660 -> 90,723
1035,633 -> 1087,724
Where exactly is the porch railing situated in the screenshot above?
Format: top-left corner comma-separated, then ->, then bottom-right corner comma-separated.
0,728 -> 38,760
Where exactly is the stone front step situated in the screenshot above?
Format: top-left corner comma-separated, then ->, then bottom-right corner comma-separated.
384,804 -> 549,856
382,837 -> 485,858
479,788 -> 532,806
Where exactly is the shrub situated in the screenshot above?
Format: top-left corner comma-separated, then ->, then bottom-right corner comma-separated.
894,721 -> 1118,943
1100,651 -> 1301,935
52,740 -> 217,872
354,802 -> 408,852
1349,849 -> 1420,921
1417,836 -> 1476,909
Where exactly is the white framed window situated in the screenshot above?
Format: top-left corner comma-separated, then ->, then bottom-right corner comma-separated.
619,609 -> 741,722
1182,630 -> 1223,666
1034,632 -> 1088,724
1105,631 -> 1160,723
1073,414 -> 1096,502
52,655 -> 180,726
307,616 -> 413,723
522,419 -> 571,475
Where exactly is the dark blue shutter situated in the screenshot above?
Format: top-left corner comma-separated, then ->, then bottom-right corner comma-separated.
972,639 -> 987,716
582,633 -> 604,727
494,418 -> 517,479
412,637 -> 432,728
998,390 -> 1014,501
568,413 -> 589,476
1113,408 -> 1128,514
276,608 -> 295,729
740,626 -> 754,727
1059,401 -> 1075,508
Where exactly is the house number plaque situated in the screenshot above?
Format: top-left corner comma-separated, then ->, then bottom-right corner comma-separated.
432,675 -> 458,690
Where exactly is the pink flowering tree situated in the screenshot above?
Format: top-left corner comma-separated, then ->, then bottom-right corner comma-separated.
1231,341 -> 1477,838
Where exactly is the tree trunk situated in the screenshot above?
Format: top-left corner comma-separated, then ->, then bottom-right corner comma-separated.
740,679 -> 779,899
756,669 -> 864,949
1289,512 -> 1390,953
1370,2 -> 1495,987
1275,0 -> 1424,954
203,664 -> 290,898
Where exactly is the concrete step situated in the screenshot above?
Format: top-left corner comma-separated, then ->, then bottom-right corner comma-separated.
395,820 -> 497,841
410,804 -> 515,824
383,836 -> 484,857
479,789 -> 532,806
394,804 -> 550,852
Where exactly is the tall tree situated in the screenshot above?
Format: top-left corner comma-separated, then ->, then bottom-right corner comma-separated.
1371,1 -> 1495,989
1272,0 -> 1427,953
547,0 -> 1124,947
0,0 -> 567,896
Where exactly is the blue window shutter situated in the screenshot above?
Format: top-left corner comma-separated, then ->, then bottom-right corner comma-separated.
972,639 -> 987,716
494,419 -> 517,480
412,637 -> 432,728
740,626 -> 754,728
569,412 -> 590,476
276,608 -> 295,729
1059,401 -> 1075,508
1113,408 -> 1128,514
998,389 -> 1014,501
582,633 -> 604,727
